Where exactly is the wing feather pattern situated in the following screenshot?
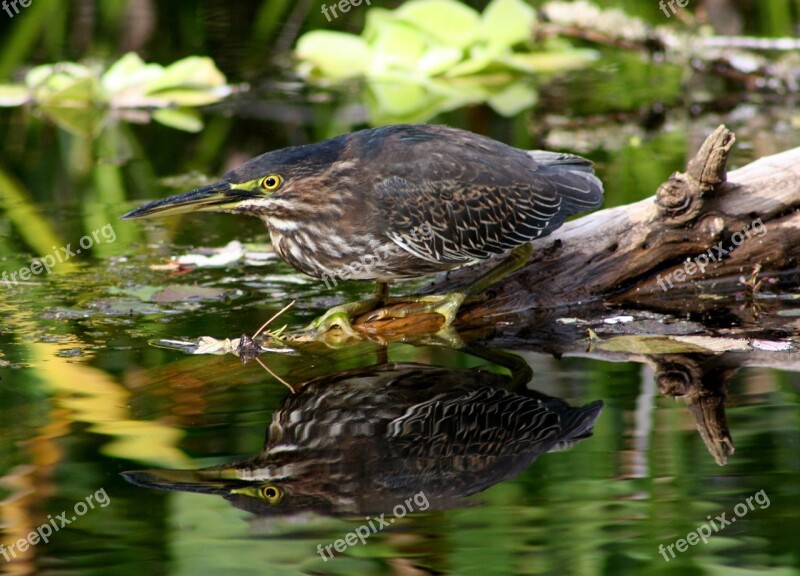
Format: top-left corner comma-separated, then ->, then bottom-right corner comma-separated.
368,125 -> 603,265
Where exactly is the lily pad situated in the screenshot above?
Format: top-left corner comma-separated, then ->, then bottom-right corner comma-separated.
108,284 -> 240,304
87,297 -> 161,316
153,285 -> 236,304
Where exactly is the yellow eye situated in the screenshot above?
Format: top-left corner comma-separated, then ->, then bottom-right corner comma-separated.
260,174 -> 283,191
259,484 -> 283,504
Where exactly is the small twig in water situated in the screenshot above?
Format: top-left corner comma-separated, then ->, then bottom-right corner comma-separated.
237,300 -> 297,392
255,356 -> 295,393
253,300 -> 296,339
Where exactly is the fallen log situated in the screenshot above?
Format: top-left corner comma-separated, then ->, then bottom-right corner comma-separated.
470,126 -> 798,311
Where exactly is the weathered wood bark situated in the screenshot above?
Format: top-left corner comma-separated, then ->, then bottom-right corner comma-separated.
649,354 -> 735,466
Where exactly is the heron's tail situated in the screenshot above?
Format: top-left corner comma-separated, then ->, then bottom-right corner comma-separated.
528,150 -> 605,211
548,400 -> 604,452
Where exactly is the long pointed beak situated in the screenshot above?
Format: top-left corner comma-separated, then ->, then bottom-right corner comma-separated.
121,181 -> 252,220
121,468 -> 245,495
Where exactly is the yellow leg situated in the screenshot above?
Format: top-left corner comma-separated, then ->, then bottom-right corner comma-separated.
302,282 -> 388,338
365,292 -> 466,326
365,243 -> 532,327
303,244 -> 531,338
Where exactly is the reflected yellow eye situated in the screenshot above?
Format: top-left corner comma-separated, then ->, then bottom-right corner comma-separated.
260,174 -> 283,191
259,484 -> 283,504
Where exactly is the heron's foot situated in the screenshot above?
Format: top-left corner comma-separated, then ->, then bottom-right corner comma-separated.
300,292 -> 465,345
364,292 -> 466,328
302,299 -> 379,339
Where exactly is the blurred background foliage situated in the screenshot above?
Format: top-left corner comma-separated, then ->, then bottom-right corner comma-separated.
1,0 -> 798,80
0,2 -> 799,574
1,0 -> 798,230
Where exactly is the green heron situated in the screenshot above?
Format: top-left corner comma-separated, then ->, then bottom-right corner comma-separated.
122,124 -> 603,336
122,362 -> 603,517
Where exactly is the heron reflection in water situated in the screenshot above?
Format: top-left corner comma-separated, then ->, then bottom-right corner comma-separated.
123,361 -> 602,517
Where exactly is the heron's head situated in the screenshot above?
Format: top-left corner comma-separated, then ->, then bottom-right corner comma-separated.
121,457 -> 340,517
121,135 -> 349,220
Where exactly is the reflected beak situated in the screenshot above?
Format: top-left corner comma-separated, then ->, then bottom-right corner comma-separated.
121,468 -> 245,496
121,181 -> 254,219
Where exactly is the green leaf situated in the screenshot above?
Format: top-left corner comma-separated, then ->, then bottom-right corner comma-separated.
26,62 -> 89,90
368,78 -> 432,116
362,7 -> 397,41
152,108 -> 204,132
145,88 -> 223,107
416,46 -> 464,76
499,49 -> 599,74
295,31 -> 371,79
445,45 -> 495,76
365,75 -> 487,124
366,12 -> 464,77
486,81 -> 538,116
41,75 -> 99,105
480,0 -> 536,53
371,22 -> 450,76
101,52 -> 164,94
26,63 -> 103,106
39,104 -> 105,136
369,21 -> 430,75
0,84 -> 29,106
394,0 -> 481,49
143,56 -> 226,94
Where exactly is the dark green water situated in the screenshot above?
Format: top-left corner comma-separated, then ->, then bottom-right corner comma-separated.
1,2 -> 800,575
